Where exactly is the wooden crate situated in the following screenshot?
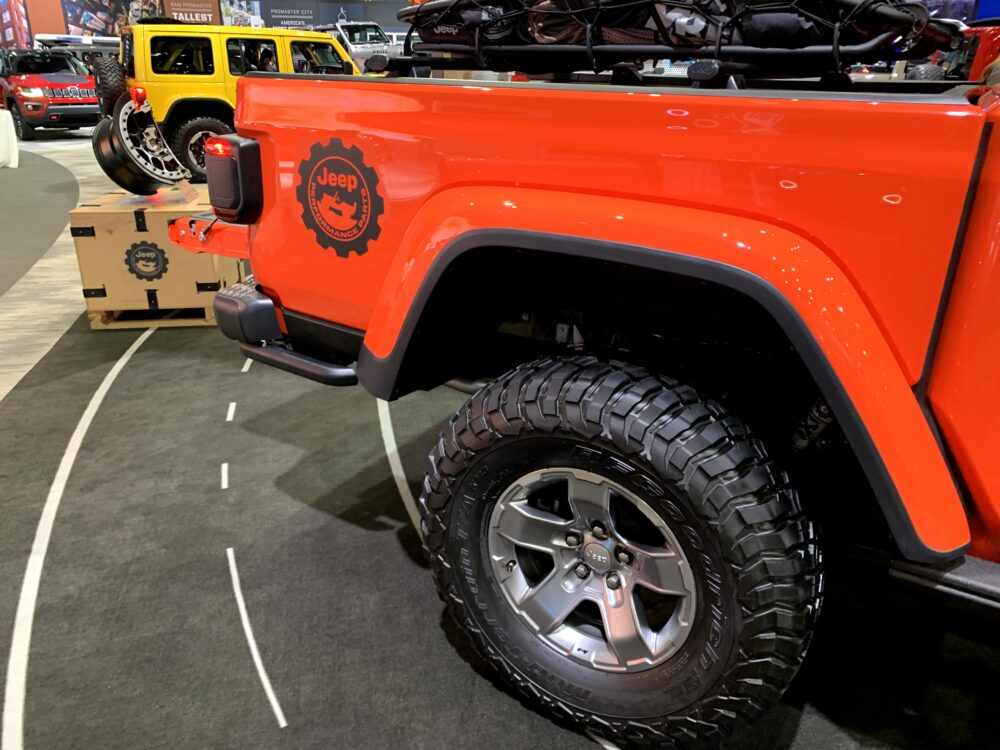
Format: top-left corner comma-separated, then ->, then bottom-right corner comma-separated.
70,185 -> 244,330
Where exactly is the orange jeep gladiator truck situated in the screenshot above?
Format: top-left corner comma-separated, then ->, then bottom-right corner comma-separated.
171,69 -> 1000,747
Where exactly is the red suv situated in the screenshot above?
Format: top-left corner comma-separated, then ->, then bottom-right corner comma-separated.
0,49 -> 100,140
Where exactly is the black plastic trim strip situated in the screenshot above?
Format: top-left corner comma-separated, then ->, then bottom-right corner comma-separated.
160,97 -> 234,128
354,229 -> 968,564
891,557 -> 1000,611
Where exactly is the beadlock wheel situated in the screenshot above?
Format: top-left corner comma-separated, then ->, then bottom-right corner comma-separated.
112,95 -> 188,184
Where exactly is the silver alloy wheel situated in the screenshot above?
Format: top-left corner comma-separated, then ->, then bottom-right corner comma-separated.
487,468 -> 698,673
114,99 -> 188,183
186,130 -> 215,169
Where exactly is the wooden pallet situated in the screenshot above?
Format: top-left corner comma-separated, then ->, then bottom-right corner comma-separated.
87,305 -> 216,331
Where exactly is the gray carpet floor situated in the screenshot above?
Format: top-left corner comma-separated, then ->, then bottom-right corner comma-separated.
1,318 -> 999,749
0,150 -> 79,297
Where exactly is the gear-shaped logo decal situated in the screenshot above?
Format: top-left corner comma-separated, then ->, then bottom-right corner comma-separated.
124,241 -> 169,281
296,139 -> 384,258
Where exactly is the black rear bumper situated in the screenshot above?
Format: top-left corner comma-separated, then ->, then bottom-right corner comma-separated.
215,282 -> 357,386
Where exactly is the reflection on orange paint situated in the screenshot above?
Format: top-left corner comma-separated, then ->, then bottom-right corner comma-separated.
178,76 -> 992,558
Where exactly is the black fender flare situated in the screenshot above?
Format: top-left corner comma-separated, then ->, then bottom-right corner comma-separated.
355,228 -> 968,566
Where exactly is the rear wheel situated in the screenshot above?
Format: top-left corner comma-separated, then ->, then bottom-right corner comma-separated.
168,116 -> 233,183
10,104 -> 35,141
422,356 -> 823,747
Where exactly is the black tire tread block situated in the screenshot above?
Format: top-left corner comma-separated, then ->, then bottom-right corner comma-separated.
905,64 -> 947,81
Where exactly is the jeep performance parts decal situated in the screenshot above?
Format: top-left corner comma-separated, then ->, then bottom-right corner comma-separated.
296,139 -> 384,258
125,241 -> 169,281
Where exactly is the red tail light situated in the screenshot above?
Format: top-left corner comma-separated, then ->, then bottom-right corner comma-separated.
130,86 -> 147,106
205,135 -> 262,225
205,137 -> 233,158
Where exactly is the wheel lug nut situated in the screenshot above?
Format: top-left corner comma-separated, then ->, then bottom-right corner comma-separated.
592,523 -> 607,540
505,560 -> 516,573
617,550 -> 632,565
565,532 -> 582,547
574,563 -> 590,579
606,572 -> 621,590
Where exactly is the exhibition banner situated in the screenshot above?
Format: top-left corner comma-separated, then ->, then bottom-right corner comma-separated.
220,0 -> 263,26
60,0 -> 162,36
163,0 -> 220,24
264,0 -> 316,28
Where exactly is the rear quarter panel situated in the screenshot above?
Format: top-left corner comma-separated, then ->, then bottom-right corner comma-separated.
237,76 -> 982,384
235,75 -> 985,557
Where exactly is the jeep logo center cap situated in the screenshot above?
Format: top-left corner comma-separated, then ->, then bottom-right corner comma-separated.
583,543 -> 613,573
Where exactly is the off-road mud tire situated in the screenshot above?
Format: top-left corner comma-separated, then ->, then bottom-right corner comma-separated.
421,355 -> 823,748
905,63 -> 947,81
168,116 -> 232,183
94,56 -> 127,117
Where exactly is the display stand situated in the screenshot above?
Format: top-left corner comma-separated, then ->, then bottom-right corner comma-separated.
0,110 -> 18,169
70,184 -> 244,330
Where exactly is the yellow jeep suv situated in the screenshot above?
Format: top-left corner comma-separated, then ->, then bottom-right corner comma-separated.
95,21 -> 358,180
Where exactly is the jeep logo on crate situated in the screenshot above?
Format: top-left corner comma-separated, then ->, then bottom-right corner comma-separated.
296,139 -> 384,259
125,241 -> 169,281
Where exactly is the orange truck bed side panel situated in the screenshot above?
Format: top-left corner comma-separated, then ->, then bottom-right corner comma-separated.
929,108 -> 1000,561
237,76 -> 983,384
214,76 -> 980,557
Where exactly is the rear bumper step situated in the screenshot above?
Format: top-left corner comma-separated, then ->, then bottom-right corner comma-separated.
891,557 -> 1000,611
239,342 -> 358,386
216,281 -> 357,387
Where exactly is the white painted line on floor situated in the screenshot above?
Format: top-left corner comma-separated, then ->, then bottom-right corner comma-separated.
376,399 -> 423,538
585,730 -> 621,750
226,548 -> 288,728
241,358 -> 252,373
2,327 -> 156,750
221,463 -> 230,490
226,402 -> 236,422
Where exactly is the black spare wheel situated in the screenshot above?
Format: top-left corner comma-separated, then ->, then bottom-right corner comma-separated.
905,63 -> 947,80
92,117 -> 159,196
94,56 -> 127,117
421,355 -> 823,747
111,94 -> 189,184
